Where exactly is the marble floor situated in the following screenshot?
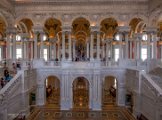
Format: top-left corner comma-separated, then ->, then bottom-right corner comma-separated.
27,106 -> 136,120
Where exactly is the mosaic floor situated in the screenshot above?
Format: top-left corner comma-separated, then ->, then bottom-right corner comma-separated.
27,107 -> 136,120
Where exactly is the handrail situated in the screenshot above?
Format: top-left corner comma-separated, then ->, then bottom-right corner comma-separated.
0,71 -> 23,99
142,71 -> 162,96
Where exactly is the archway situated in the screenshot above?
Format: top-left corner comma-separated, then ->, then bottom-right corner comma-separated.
45,76 -> 60,108
44,18 -> 62,60
72,17 -> 90,61
102,76 -> 117,108
73,77 -> 89,109
100,18 -> 118,61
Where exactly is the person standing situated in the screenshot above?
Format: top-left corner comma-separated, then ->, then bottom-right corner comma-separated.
0,77 -> 5,88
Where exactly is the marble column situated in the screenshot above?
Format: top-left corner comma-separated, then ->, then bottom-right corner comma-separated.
125,33 -> 129,59
97,32 -> 100,60
152,34 -> 157,59
34,32 -> 38,59
86,40 -> 90,60
57,42 -> 60,60
62,31 -> 65,61
6,34 -> 11,59
130,40 -> 132,59
40,33 -> 44,59
106,41 -> 109,61
54,42 -> 56,60
102,42 -> 105,60
68,32 -> 72,61
119,36 -> 123,59
90,32 -> 94,61
12,33 -> 16,60
21,36 -> 25,59
147,33 -> 151,60
136,39 -> 140,59
72,40 -> 76,61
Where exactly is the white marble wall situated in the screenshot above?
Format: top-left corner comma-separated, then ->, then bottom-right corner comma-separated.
36,63 -> 126,110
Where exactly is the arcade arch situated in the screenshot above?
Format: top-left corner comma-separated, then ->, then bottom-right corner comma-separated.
102,76 -> 117,108
72,17 -> 90,61
72,77 -> 89,109
45,76 -> 60,108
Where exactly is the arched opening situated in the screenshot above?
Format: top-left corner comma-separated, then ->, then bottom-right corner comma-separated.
16,18 -> 34,60
73,77 -> 89,109
102,76 -> 117,108
100,18 -> 118,62
129,18 -> 147,60
72,17 -> 90,61
44,18 -> 62,61
45,76 -> 60,108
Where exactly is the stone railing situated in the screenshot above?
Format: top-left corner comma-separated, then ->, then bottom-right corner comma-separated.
125,68 -> 140,93
0,71 -> 23,105
142,71 -> 162,96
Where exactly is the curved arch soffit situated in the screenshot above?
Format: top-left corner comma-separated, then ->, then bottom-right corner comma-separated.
135,21 -> 146,33
99,16 -> 119,26
70,16 -> 91,26
43,17 -> 62,26
72,76 -> 91,87
19,21 -> 28,33
15,17 -> 34,27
